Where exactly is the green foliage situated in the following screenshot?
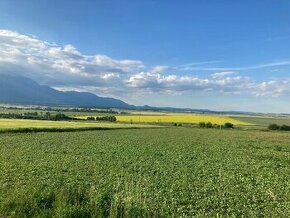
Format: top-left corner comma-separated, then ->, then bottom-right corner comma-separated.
268,123 -> 280,130
224,122 -> 234,128
199,122 -> 206,128
199,122 -> 234,129
0,112 -> 77,121
205,122 -> 213,128
0,128 -> 289,217
54,113 -> 72,121
268,123 -> 290,131
86,116 -> 96,121
95,116 -> 117,122
279,124 -> 290,131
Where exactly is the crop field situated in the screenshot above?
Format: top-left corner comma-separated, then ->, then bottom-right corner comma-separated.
0,128 -> 289,217
0,119 -> 156,131
115,114 -> 252,125
76,114 -> 252,125
233,116 -> 290,126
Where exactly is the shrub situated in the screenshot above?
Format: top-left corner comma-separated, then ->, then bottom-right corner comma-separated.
268,124 -> 280,130
86,117 -> 95,121
268,124 -> 290,131
95,116 -> 117,122
54,113 -> 71,121
199,122 -> 206,128
279,125 -> 290,131
205,122 -> 213,128
224,122 -> 234,129
213,124 -> 222,129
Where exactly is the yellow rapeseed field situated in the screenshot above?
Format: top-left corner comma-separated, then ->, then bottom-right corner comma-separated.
76,114 -> 252,125
116,115 -> 252,125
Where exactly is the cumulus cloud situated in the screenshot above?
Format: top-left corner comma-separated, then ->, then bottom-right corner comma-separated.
127,71 -> 290,97
150,65 -> 172,74
0,29 -> 290,99
0,29 -> 143,86
211,71 -> 237,78
101,73 -> 120,80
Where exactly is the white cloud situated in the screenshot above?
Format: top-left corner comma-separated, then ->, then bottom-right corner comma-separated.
0,29 -> 290,100
181,61 -> 290,71
127,71 -> 290,97
101,73 -> 120,80
0,29 -> 143,86
150,65 -> 172,74
211,71 -> 237,78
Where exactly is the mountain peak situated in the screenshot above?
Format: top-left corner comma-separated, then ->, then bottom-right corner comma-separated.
0,74 -> 132,108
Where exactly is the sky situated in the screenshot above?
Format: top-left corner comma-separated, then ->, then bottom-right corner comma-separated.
0,0 -> 290,113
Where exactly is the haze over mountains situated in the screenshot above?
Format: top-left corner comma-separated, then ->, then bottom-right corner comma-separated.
0,74 -> 132,108
0,74 -> 216,112
0,74 -> 285,115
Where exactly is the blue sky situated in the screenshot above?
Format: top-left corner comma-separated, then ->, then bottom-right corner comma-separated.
0,0 -> 290,113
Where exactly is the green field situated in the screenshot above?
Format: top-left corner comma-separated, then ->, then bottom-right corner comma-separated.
233,116 -> 290,126
0,128 -> 289,217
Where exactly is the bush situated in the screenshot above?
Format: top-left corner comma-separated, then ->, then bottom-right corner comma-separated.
268,123 -> 290,131
213,124 -> 222,129
268,124 -> 280,130
279,125 -> 290,131
95,116 -> 117,122
54,113 -> 71,121
224,122 -> 234,129
86,117 -> 95,121
205,122 -> 213,128
199,122 -> 206,128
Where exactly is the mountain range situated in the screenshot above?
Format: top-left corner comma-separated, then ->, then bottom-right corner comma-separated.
0,73 -> 280,115
0,74 -> 133,108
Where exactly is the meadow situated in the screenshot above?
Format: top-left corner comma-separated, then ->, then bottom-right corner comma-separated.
0,128 -> 289,217
232,115 -> 290,126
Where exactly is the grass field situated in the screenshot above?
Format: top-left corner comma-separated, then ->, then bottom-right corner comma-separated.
0,128 -> 289,217
233,116 -> 290,126
0,119 -> 157,131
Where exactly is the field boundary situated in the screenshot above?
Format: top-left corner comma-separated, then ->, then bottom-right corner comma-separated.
0,126 -> 165,134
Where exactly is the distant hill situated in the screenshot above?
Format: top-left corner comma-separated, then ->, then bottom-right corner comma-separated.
0,74 -> 133,108
1,74 -> 282,116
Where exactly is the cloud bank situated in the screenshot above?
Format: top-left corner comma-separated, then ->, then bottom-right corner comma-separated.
1,29 -> 290,100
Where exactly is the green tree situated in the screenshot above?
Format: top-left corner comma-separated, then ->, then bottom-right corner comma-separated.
224,122 -> 234,129
199,122 -> 206,128
268,124 -> 279,130
205,122 -> 213,128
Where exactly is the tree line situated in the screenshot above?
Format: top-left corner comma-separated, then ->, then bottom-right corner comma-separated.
86,116 -> 117,122
199,122 -> 234,129
172,122 -> 235,129
0,112 -> 78,121
268,124 -> 290,131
